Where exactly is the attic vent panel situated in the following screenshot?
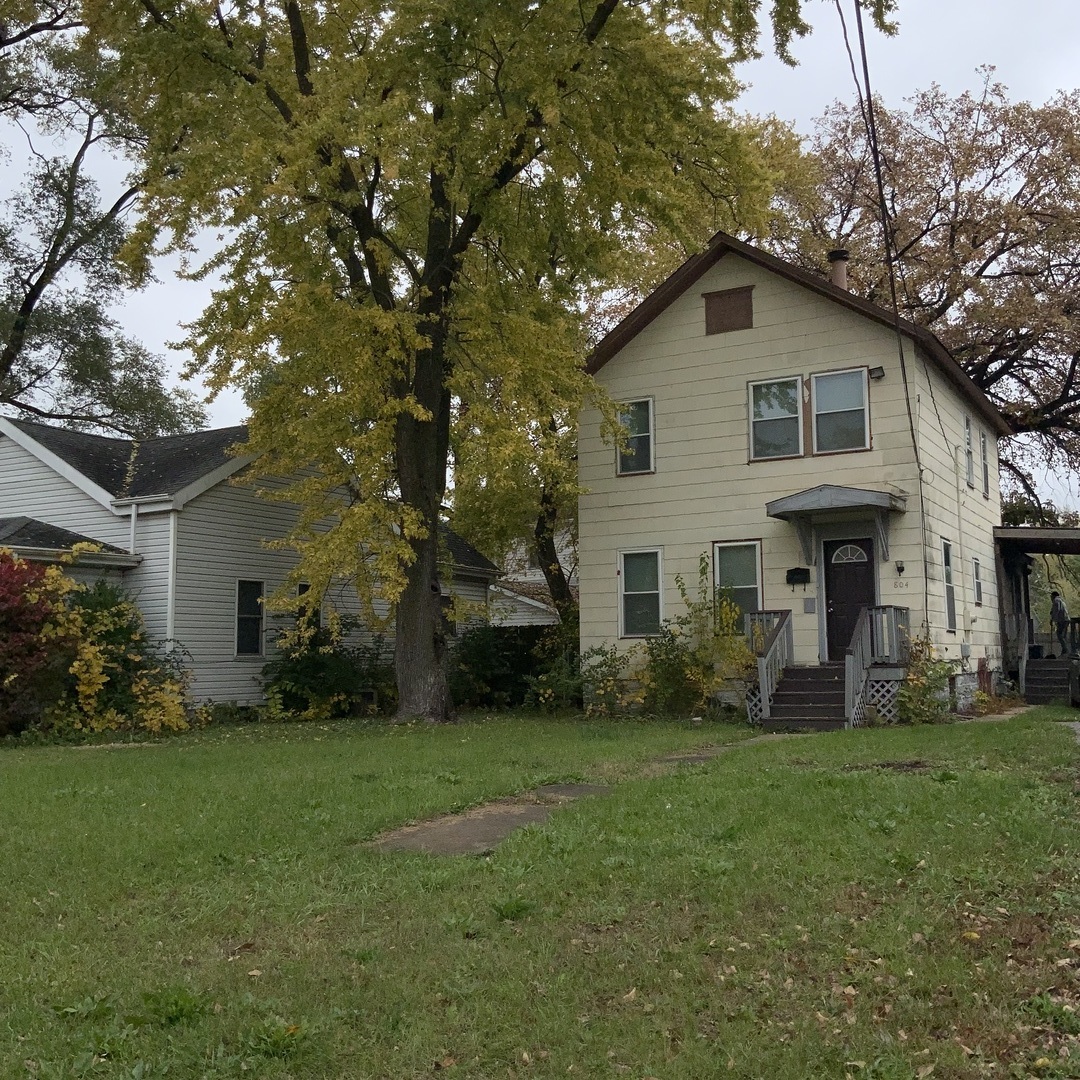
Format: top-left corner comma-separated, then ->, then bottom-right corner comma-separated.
703,286 -> 753,335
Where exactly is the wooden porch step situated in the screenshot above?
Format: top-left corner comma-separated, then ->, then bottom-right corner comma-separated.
765,663 -> 848,731
770,698 -> 845,717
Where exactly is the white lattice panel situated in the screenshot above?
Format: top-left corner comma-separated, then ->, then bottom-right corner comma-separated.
865,677 -> 901,724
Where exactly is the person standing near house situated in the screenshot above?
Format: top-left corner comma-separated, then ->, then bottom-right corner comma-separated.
1050,591 -> 1071,658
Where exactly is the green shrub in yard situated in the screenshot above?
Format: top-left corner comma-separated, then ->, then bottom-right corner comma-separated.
896,634 -> 957,724
261,623 -> 395,720
637,555 -> 755,716
449,623 -> 550,708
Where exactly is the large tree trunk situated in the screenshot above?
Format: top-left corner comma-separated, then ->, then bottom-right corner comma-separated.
533,484 -> 575,621
393,514 -> 453,723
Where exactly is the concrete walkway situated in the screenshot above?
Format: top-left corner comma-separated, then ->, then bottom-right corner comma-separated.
371,708 -> 1046,857
371,734 -> 792,856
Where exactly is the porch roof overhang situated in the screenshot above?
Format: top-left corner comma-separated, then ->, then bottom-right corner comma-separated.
766,485 -> 908,564
994,526 -> 1080,557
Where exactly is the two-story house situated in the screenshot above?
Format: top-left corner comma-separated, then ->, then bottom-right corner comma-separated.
578,231 -> 1014,727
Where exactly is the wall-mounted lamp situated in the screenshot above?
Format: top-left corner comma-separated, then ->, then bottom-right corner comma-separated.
868,366 -> 886,380
895,560 -> 905,576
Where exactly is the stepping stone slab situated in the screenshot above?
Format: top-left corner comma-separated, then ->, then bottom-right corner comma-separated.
372,784 -> 611,856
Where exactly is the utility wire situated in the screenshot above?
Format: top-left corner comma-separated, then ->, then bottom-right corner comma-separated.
836,0 -> 933,631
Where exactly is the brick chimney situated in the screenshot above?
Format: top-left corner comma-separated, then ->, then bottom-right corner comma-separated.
828,249 -> 850,291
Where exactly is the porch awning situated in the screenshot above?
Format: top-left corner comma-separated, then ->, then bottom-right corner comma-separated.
765,485 -> 908,564
994,526 -> 1080,557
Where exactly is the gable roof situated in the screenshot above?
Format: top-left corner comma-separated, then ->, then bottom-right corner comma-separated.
7,419 -> 250,500
1,419 -> 498,578
587,230 -> 1012,438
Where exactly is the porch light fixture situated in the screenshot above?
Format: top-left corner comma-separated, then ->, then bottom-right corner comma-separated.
895,560 -> 905,576
868,366 -> 886,380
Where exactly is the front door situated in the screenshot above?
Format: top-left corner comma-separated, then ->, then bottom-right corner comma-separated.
824,538 -> 876,661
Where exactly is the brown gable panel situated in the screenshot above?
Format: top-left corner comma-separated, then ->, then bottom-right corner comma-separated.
704,285 -> 753,335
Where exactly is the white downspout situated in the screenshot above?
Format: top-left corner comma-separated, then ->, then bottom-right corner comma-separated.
952,443 -> 969,654
128,503 -> 138,555
166,510 -> 178,650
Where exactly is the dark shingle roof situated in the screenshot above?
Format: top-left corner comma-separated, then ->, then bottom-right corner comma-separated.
0,516 -> 128,553
10,420 -> 249,498
7,421 -> 501,575
440,524 -> 500,577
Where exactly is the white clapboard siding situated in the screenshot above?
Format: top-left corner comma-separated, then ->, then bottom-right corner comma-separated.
0,436 -> 129,547
580,251 -> 1004,669
175,477 -> 491,703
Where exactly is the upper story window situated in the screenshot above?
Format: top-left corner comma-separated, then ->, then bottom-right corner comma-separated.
980,431 -> 990,498
704,286 -> 753,335
964,417 -> 975,487
750,378 -> 802,460
812,369 -> 869,453
972,558 -> 983,606
617,399 -> 654,475
942,540 -> 957,632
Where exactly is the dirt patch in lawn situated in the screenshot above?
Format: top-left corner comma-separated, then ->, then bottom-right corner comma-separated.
371,783 -> 611,856
842,759 -> 936,773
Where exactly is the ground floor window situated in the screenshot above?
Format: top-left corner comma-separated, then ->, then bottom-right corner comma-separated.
942,541 -> 957,631
713,541 -> 762,621
236,579 -> 265,655
620,550 -> 661,636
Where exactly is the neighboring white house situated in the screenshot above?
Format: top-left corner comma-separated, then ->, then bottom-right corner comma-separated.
0,419 -> 498,704
578,231 -> 1018,724
489,532 -> 577,627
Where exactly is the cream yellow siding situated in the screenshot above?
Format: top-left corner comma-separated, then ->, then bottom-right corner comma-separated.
580,252 -> 1004,672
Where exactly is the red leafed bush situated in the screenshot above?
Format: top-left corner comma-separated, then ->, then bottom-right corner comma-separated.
0,551 -> 66,735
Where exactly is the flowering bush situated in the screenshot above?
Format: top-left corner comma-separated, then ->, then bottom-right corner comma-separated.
0,551 -> 190,737
895,635 -> 956,725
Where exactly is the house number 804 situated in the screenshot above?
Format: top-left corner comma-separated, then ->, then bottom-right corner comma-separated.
892,579 -> 910,589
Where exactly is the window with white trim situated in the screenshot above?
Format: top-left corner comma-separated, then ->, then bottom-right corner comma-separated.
236,580 -> 265,655
714,541 -> 762,622
964,417 -> 975,487
980,431 -> 990,498
617,400 -> 654,475
972,558 -> 983,607
812,369 -> 869,453
620,550 -> 661,636
749,378 -> 801,459
942,541 -> 957,631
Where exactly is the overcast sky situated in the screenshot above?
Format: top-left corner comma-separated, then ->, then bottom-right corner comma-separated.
18,1 -> 1080,500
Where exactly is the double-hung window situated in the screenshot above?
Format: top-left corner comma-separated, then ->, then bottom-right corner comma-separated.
714,541 -> 762,623
620,550 -> 661,636
980,431 -> 990,497
972,558 -> 983,607
617,400 -> 654,475
236,580 -> 265,656
812,369 -> 869,453
964,417 -> 975,487
942,541 -> 957,632
749,378 -> 801,459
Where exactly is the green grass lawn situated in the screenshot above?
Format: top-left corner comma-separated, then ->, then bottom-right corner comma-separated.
3,709 -> 1080,1079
